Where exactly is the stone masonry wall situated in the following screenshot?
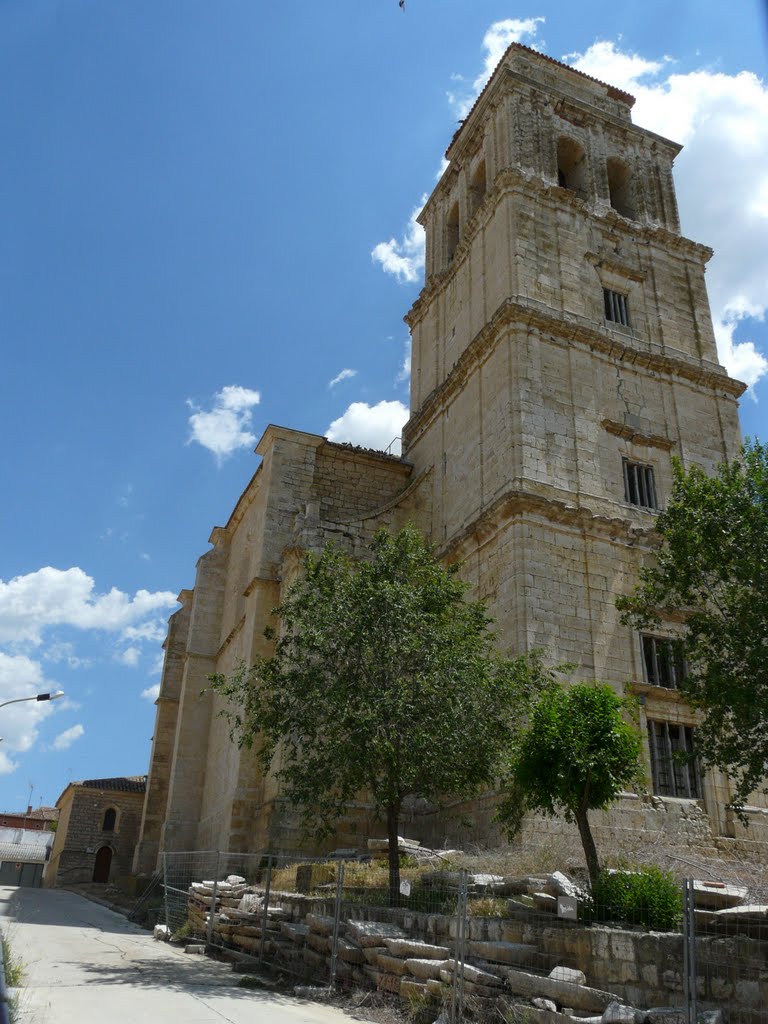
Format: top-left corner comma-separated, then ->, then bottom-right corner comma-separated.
48,786 -> 145,886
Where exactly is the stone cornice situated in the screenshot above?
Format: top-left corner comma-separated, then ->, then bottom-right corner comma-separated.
404,297 -> 744,449
437,485 -> 657,565
601,419 -> 676,451
586,251 -> 646,283
411,166 -> 712,308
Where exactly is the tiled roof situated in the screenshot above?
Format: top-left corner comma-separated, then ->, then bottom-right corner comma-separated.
0,843 -> 48,863
25,807 -> 59,821
75,776 -> 147,793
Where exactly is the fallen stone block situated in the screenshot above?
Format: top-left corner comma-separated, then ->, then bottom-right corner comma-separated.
470,873 -> 505,890
550,966 -> 587,986
153,924 -> 170,941
184,944 -> 205,954
602,1001 -> 647,1023
375,953 -> 410,976
226,874 -> 246,885
280,922 -> 308,944
363,945 -> 389,964
545,871 -> 583,899
693,880 -> 748,910
346,920 -> 407,947
336,938 -> 365,964
237,893 -> 263,913
404,957 -> 449,981
443,960 -> 503,986
306,913 -> 337,936
400,977 -> 429,1000
426,977 -> 449,997
712,904 -> 768,922
307,931 -> 330,955
532,998 -> 558,1011
532,892 -> 558,912
384,938 -> 450,959
468,941 -> 539,966
499,965 -> 621,1013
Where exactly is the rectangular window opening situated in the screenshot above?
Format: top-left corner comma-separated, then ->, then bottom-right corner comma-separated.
641,635 -> 687,689
604,288 -> 630,327
623,458 -> 658,509
647,720 -> 701,799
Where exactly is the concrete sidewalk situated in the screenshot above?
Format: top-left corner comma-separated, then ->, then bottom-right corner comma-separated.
0,886 -> 363,1023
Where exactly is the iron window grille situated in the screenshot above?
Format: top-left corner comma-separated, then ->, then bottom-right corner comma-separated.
642,635 -> 688,689
623,458 -> 658,509
604,288 -> 630,326
647,720 -> 701,798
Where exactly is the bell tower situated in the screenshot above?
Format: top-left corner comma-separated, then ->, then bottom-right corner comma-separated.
402,45 -> 745,834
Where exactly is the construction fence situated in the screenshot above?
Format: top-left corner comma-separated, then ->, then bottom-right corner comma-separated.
161,849 -> 768,1023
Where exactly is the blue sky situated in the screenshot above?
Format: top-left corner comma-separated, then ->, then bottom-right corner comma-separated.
1,0 -> 767,812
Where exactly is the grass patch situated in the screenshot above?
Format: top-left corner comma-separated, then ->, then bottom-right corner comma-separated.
466,896 -> 508,918
3,938 -> 23,988
585,865 -> 683,931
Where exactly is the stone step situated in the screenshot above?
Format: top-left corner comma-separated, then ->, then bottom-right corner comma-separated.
497,965 -> 622,1014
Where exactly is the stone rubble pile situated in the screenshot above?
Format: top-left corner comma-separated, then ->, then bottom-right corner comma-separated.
173,867 -> 738,1023
366,836 -> 460,862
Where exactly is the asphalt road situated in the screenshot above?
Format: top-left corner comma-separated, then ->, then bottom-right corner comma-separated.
0,886 -> 364,1024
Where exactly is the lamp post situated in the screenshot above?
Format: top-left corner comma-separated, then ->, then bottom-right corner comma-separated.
0,691 -> 65,711
0,691 -> 65,742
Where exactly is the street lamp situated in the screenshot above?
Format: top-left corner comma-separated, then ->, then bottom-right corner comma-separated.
0,690 -> 65,711
0,690 -> 65,742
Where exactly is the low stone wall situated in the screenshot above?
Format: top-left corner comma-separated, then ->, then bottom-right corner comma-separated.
183,882 -> 767,1020
271,897 -> 768,1018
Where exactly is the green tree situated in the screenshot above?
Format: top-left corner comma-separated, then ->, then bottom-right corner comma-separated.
210,525 -> 546,905
618,440 -> 768,815
498,683 -> 644,886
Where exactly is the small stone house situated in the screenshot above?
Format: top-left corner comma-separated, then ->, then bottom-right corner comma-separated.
46,776 -> 146,887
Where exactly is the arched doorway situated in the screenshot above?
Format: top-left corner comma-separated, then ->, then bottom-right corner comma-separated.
93,846 -> 112,883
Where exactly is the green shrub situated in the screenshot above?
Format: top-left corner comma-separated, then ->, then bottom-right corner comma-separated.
587,866 -> 682,931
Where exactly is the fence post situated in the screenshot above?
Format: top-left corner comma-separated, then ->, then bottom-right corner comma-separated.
207,851 -> 221,948
162,852 -> 170,932
259,855 -> 273,965
682,877 -> 698,1024
329,860 -> 345,989
450,869 -> 468,1024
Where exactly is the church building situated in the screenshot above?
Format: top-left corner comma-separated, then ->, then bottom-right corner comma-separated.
134,44 -> 761,875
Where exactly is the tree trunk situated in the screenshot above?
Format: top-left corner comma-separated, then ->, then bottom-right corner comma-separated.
574,804 -> 601,888
386,800 -> 401,908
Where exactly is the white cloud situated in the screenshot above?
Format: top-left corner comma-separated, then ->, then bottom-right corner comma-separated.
397,338 -> 412,385
326,400 -> 409,455
141,684 -> 161,702
187,385 -> 262,461
43,642 -> 91,669
449,18 -> 545,118
0,567 -> 177,647
51,724 -> 84,752
566,41 -> 768,387
116,646 -> 141,667
371,196 -> 427,284
328,368 -> 357,389
0,653 -> 59,764
122,620 -> 167,644
374,20 -> 545,284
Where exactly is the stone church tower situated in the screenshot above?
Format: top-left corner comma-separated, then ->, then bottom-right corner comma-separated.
134,45 -> 761,875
